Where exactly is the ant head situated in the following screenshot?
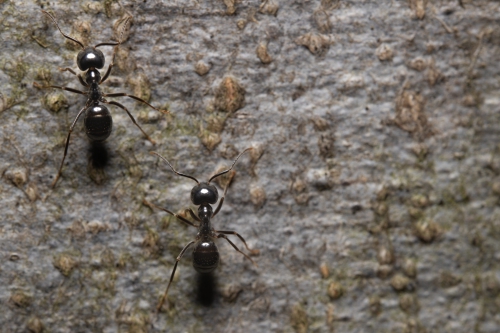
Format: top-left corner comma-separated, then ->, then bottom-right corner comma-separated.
191,182 -> 218,206
77,46 -> 105,71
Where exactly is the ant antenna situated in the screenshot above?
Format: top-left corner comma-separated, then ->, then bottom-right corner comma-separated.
95,16 -> 131,48
42,10 -> 84,49
150,152 -> 199,184
208,148 -> 253,183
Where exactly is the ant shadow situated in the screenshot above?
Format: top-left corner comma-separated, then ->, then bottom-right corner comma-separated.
88,141 -> 109,170
196,272 -> 217,306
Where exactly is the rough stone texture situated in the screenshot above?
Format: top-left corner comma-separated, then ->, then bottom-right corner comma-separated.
1,0 -> 499,332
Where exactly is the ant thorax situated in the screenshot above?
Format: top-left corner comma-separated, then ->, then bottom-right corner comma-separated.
86,70 -> 103,102
197,204 -> 213,222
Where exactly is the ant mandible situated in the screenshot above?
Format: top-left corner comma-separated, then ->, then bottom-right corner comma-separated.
144,148 -> 257,312
34,10 -> 167,188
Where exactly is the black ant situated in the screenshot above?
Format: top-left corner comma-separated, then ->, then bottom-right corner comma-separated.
34,10 -> 167,187
144,148 -> 257,312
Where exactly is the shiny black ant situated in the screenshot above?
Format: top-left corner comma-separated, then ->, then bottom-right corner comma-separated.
34,10 -> 167,187
144,148 -> 257,312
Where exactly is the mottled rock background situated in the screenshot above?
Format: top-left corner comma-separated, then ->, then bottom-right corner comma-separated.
1,0 -> 499,332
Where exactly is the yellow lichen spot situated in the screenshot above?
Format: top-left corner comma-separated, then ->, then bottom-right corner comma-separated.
256,43 -> 273,64
53,253 -> 78,277
391,273 -> 411,291
290,303 -> 308,333
250,184 -> 266,209
327,281 -> 344,300
214,77 -> 246,113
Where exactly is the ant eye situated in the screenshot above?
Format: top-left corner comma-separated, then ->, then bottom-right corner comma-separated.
77,47 -> 105,70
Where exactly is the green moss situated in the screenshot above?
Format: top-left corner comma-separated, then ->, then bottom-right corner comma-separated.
142,226 -> 161,258
456,178 -> 470,203
0,86 -> 26,114
93,270 -> 117,295
1,57 -> 29,81
166,228 -> 192,259
162,116 -> 199,138
159,215 -> 173,231
290,303 -> 308,333
53,251 -> 80,277
117,252 -> 134,269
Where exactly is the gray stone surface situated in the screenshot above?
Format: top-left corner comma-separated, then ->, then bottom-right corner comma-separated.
1,0 -> 500,332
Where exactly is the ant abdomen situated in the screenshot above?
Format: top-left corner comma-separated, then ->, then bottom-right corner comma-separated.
192,239 -> 220,273
84,105 -> 112,141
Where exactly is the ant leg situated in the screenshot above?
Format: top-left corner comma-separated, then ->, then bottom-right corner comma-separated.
143,200 -> 199,228
156,240 -> 195,312
99,57 -> 115,84
77,75 -> 88,87
58,68 -> 88,87
217,234 -> 256,267
215,230 -> 253,252
99,40 -> 120,84
188,208 -> 201,222
212,196 -> 225,217
51,105 -> 88,188
212,171 -> 235,217
103,100 -> 156,144
59,67 -> 77,75
103,93 -> 169,115
33,82 -> 87,96
212,196 -> 226,217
